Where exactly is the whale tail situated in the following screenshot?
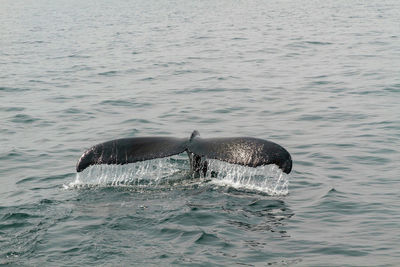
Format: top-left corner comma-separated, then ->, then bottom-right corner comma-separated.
76,137 -> 187,172
76,131 -> 292,174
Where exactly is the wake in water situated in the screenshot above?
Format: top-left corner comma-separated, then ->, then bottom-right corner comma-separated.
65,156 -> 289,195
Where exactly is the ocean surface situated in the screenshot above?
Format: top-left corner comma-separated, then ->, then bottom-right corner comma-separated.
1,0 -> 399,265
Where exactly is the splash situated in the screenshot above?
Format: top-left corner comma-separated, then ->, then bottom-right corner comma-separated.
205,160 -> 289,196
64,157 -> 187,189
64,157 -> 289,195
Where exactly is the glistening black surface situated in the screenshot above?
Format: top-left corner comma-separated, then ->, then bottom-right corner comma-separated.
76,131 -> 292,173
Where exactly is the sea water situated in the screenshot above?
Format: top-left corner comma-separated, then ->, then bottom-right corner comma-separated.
1,0 -> 399,265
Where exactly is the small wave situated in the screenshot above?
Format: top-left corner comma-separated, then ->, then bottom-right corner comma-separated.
0,86 -> 30,92
0,107 -> 25,112
305,41 -> 333,45
11,114 -> 40,124
98,70 -> 118,76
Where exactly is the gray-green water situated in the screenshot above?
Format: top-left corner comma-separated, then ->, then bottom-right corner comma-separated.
1,0 -> 399,265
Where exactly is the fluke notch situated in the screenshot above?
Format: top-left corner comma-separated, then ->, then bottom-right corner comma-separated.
76,131 -> 292,174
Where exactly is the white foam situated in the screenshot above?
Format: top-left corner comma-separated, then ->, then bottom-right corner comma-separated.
64,157 -> 289,195
205,159 -> 289,196
64,157 -> 185,189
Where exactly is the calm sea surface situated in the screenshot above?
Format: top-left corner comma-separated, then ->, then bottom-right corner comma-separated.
1,0 -> 399,265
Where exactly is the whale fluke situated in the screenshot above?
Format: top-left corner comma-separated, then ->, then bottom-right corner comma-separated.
76,137 -> 187,172
76,131 -> 292,174
188,136 -> 292,174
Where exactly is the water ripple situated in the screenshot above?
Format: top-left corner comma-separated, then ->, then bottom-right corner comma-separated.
1,0 -> 400,265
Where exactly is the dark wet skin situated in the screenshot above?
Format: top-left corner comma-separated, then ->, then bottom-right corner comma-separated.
76,130 -> 292,174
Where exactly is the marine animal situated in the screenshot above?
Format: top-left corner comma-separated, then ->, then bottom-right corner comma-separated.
76,130 -> 292,175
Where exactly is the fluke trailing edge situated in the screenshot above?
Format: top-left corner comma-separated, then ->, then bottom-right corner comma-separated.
76,130 -> 292,174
